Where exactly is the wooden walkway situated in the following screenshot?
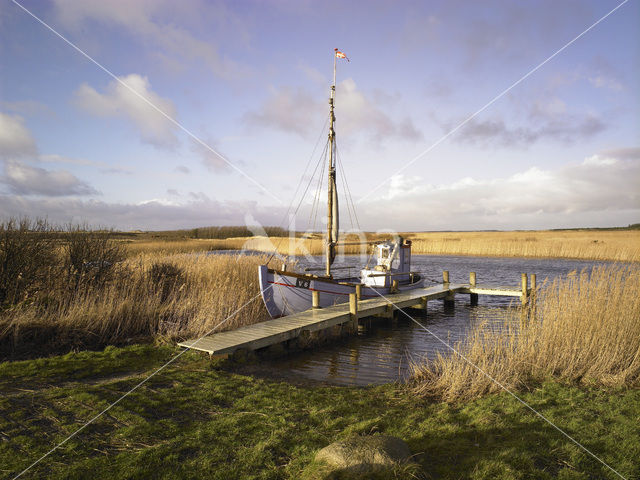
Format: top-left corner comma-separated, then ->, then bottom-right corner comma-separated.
178,281 -> 525,355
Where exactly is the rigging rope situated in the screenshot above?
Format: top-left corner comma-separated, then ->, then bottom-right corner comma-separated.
266,117 -> 329,265
306,140 -> 330,234
335,142 -> 361,232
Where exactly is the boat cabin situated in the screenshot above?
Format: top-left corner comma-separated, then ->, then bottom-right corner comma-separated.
360,238 -> 412,287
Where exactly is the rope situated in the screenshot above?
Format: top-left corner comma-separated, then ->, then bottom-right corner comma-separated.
306,140 -> 330,233
266,121 -> 329,265
335,142 -> 361,231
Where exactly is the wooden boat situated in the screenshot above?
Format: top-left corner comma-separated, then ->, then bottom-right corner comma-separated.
259,49 -> 424,318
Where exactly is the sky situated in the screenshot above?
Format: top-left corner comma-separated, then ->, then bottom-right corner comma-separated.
0,0 -> 639,232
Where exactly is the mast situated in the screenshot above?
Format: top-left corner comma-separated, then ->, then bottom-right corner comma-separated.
326,49 -> 339,276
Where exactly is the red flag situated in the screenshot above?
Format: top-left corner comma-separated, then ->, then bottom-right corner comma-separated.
335,49 -> 350,62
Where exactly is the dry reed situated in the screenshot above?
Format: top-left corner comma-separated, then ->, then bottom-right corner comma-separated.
127,230 -> 640,263
406,230 -> 640,262
0,252 -> 271,358
411,265 -> 640,401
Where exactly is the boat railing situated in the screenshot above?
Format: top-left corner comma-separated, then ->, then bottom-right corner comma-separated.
364,271 -> 420,278
304,265 -> 353,272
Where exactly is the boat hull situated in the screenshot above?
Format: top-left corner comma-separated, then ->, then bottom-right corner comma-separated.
258,265 -> 424,318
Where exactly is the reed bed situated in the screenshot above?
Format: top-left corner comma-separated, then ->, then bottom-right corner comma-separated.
406,230 -> 640,262
0,252 -> 271,359
411,265 -> 640,401
128,230 -> 640,262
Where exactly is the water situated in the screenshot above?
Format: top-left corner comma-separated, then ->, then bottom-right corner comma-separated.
261,255 -> 610,386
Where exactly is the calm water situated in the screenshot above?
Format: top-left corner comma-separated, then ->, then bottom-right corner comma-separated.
261,254 -> 610,386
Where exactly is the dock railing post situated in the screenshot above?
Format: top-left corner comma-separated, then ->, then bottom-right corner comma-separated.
391,279 -> 399,294
529,273 -> 537,318
356,284 -> 362,301
312,290 -> 320,309
443,270 -> 454,309
521,273 -> 528,305
470,272 -> 478,306
349,292 -> 358,331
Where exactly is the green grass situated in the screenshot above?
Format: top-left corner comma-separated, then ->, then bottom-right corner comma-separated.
1,344 -> 638,480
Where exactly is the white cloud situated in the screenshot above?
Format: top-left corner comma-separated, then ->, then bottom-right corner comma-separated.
337,78 -> 423,142
589,75 -> 623,92
74,74 -> 179,148
189,137 -> 231,173
244,79 -> 423,143
1,160 -> 99,197
0,195 -> 283,231
53,0 -> 248,79
0,112 -> 38,158
450,112 -> 607,147
358,151 -> 640,230
243,86 -> 321,137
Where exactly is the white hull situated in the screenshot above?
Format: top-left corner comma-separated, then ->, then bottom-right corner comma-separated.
258,265 -> 424,318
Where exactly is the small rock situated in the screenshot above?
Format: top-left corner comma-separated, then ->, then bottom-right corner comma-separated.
314,435 -> 413,473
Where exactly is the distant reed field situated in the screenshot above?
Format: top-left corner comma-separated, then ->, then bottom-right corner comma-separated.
129,230 -> 640,262
411,265 -> 640,401
406,230 -> 640,262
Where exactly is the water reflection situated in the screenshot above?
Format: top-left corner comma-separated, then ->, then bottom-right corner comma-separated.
265,255 -> 611,386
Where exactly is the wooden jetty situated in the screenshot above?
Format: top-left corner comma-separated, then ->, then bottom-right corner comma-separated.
178,271 -> 536,356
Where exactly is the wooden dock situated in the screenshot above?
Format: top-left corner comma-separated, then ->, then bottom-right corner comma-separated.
178,271 -> 535,356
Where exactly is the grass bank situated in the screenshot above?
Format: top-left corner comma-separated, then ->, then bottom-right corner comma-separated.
411,265 -> 640,401
1,344 -> 638,479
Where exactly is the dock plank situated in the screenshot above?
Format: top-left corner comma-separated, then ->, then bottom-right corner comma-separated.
178,283 -> 521,354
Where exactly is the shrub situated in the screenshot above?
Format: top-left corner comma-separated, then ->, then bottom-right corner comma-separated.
0,218 -> 57,307
64,224 -> 125,291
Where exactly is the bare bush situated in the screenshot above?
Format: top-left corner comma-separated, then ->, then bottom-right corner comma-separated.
0,218 -> 57,307
64,224 -> 125,291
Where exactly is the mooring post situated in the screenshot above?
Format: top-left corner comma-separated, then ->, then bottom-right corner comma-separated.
349,292 -> 358,330
355,284 -> 362,301
312,290 -> 320,309
391,279 -> 399,293
529,273 -> 537,315
420,296 -> 428,315
521,273 -> 528,305
469,271 -> 478,306
443,270 -> 455,309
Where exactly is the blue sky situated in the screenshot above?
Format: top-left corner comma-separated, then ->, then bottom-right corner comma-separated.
1,0 -> 638,231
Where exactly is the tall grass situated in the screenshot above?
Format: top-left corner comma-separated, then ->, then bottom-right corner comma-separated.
0,252 -> 270,359
406,230 -> 640,262
411,265 -> 640,401
125,230 -> 640,262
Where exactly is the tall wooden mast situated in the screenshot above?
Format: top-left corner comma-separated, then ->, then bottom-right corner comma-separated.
326,49 -> 339,276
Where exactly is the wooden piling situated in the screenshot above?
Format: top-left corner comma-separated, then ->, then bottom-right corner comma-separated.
355,284 -> 362,301
420,296 -> 428,315
391,279 -> 399,293
521,273 -> 528,305
349,292 -> 358,330
529,273 -> 537,317
470,272 -> 478,306
312,290 -> 320,309
443,270 -> 454,308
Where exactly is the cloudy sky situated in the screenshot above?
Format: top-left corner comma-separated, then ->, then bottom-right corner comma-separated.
1,0 -> 638,231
